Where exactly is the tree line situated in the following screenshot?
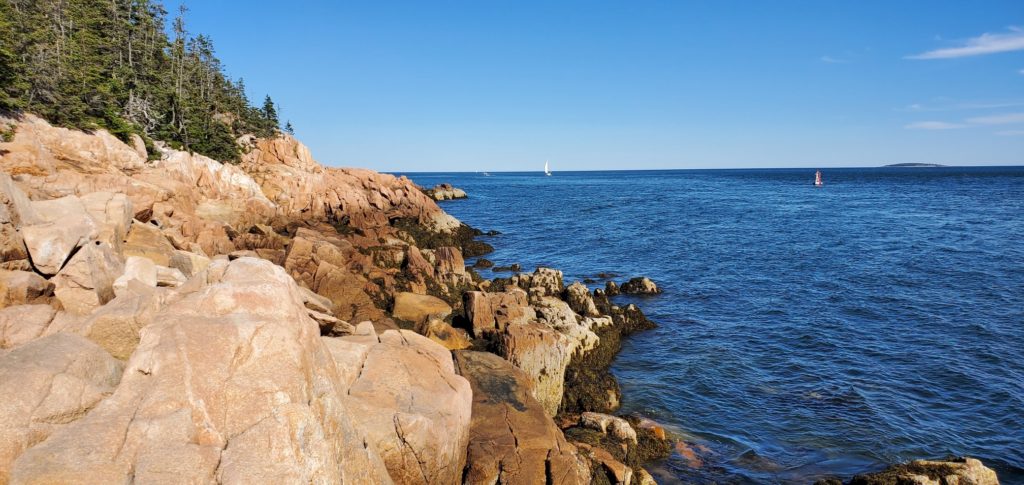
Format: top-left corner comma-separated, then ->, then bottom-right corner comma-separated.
0,0 -> 290,162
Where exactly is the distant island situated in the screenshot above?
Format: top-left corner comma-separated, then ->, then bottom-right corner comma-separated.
884,163 -> 946,167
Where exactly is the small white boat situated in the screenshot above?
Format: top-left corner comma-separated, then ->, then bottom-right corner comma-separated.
544,160 -> 552,176
814,170 -> 824,187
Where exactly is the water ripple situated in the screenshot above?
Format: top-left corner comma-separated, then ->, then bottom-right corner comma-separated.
405,167 -> 1024,483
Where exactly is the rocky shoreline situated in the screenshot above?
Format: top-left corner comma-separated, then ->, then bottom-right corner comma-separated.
0,114 -> 1001,484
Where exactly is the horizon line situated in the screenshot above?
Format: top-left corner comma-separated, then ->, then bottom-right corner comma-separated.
381,163 -> 1024,174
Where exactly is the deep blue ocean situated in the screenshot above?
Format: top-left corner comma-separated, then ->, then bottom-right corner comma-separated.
402,167 -> 1024,484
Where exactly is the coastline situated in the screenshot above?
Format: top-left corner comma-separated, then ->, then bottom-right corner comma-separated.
0,114 -> 1004,484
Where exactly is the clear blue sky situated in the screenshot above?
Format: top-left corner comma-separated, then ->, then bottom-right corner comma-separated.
166,1 -> 1024,171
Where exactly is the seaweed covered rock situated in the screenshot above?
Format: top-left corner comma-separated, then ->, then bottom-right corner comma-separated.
834,457 -> 999,485
563,413 -> 671,478
619,277 -> 661,295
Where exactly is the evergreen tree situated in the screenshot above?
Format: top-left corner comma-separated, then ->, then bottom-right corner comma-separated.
284,121 -> 294,135
262,95 -> 278,128
0,0 -> 287,163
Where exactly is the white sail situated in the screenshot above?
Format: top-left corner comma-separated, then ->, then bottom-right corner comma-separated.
544,160 -> 551,176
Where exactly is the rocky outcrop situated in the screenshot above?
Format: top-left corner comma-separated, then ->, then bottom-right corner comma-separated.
0,304 -> 56,348
337,330 -> 472,484
9,258 -> 393,484
499,321 -> 573,417
832,457 -> 999,485
0,333 -> 123,483
0,270 -> 53,308
0,112 -> 670,484
425,183 -> 467,201
391,292 -> 452,326
454,351 -> 592,485
618,277 -> 661,295
464,288 -> 534,338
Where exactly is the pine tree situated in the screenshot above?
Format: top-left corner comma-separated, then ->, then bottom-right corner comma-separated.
262,95 -> 278,127
284,121 -> 294,135
0,0 -> 287,163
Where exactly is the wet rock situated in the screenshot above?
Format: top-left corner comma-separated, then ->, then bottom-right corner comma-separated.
605,281 -> 620,296
619,277 -> 661,295
0,304 -> 56,349
472,258 -> 494,269
0,270 -> 54,308
493,263 -> 521,272
560,303 -> 655,415
841,457 -> 999,485
0,333 -> 123,483
635,468 -> 658,485
564,414 -> 670,477
391,291 -> 452,325
454,350 -> 592,485
579,412 -> 638,444
342,330 -> 472,484
575,442 -> 633,485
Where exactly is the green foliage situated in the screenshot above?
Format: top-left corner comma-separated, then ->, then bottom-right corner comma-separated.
0,0 -> 282,162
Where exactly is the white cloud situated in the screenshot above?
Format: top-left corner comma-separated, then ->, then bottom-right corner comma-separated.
996,130 -> 1024,136
900,99 -> 1024,112
907,27 -> 1024,59
820,55 -> 849,64
966,112 -> 1024,125
904,121 -> 965,130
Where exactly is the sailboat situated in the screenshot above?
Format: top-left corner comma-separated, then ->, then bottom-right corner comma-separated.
544,160 -> 552,176
814,170 -> 824,187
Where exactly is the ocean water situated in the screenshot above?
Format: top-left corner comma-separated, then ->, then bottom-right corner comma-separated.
401,167 -> 1024,484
